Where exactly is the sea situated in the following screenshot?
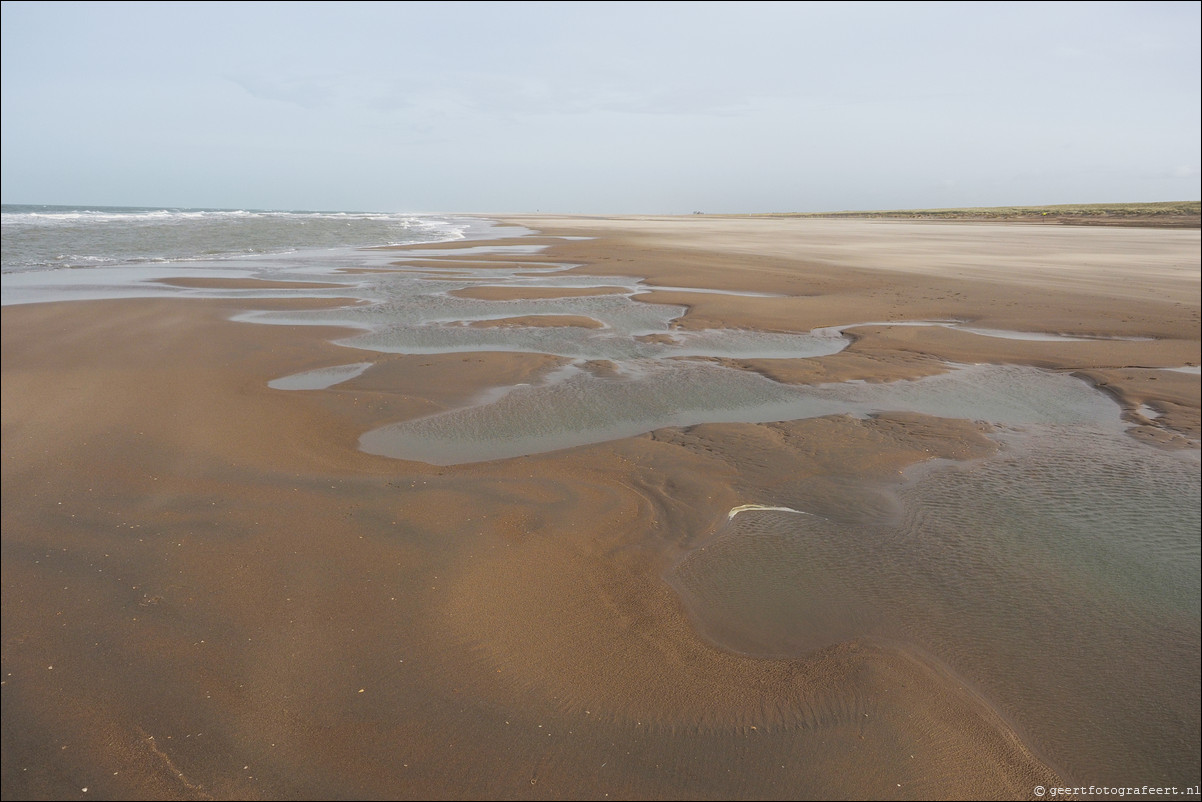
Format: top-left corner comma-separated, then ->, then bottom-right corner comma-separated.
0,203 -> 477,274
2,203 -> 1199,793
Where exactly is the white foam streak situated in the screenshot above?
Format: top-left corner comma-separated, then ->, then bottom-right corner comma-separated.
727,505 -> 811,520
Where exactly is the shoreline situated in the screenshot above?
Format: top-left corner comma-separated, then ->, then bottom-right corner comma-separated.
3,216 -> 1198,799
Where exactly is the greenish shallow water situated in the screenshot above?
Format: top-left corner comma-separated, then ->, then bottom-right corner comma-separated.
671,426 -> 1200,787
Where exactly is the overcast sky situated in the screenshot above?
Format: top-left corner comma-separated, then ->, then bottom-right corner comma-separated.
2,1 -> 1198,213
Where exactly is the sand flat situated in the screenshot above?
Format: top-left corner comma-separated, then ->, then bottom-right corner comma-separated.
3,215 -> 1198,800
506,216 -> 1200,434
502,215 -> 1200,302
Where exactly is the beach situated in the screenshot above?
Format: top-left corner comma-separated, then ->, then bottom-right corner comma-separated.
2,215 -> 1199,800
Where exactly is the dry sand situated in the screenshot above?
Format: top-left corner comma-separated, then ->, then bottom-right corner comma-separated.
2,216 -> 1198,800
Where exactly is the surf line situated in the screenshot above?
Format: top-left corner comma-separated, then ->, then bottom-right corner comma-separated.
727,504 -> 812,520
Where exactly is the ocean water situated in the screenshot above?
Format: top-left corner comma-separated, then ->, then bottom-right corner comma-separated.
2,205 -> 1198,792
0,204 -> 473,273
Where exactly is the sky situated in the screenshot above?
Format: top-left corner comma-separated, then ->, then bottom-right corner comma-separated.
1,1 -> 1199,214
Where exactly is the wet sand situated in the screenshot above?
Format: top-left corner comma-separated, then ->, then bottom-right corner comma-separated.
3,216 -> 1198,800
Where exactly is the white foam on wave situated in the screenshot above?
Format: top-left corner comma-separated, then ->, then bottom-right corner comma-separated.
2,208 -> 252,225
2,207 -> 463,227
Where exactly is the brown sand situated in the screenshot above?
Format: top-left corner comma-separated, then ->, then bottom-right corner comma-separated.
494,216 -> 1201,438
3,216 -> 1198,800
